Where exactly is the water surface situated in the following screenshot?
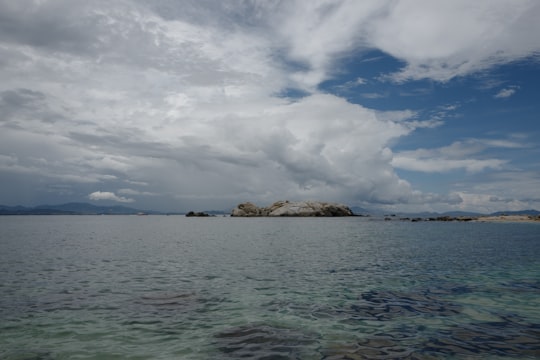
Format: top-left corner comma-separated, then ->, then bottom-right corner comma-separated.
0,216 -> 539,359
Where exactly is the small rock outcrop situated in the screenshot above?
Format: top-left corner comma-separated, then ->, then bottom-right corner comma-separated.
231,200 -> 354,217
185,211 -> 212,217
230,202 -> 263,217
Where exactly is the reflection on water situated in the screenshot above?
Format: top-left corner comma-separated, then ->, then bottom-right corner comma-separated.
0,216 -> 539,359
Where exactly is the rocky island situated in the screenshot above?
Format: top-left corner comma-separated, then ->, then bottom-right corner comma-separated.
231,200 -> 354,217
185,211 -> 212,217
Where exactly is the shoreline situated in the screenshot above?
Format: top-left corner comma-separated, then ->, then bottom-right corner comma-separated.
473,215 -> 540,223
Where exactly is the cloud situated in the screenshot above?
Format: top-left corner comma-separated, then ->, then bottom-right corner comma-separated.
455,185 -> 540,214
494,86 -> 520,98
258,0 -> 540,86
0,1 -> 538,212
88,191 -> 134,203
332,77 -> 368,93
118,188 -> 156,196
369,0 -> 540,82
392,156 -> 505,173
476,138 -> 529,149
391,139 -> 521,173
144,93 -> 428,206
354,77 -> 367,85
361,92 -> 387,99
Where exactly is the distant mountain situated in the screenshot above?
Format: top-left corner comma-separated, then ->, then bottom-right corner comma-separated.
0,205 -> 30,212
2,202 -> 538,217
444,211 -> 482,217
490,209 -> 540,216
0,202 -> 162,215
349,206 -> 371,215
394,209 -> 539,218
0,205 -> 75,215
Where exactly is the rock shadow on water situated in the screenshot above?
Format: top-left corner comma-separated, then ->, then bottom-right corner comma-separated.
213,323 -> 320,359
422,315 -> 540,358
262,286 -> 465,323
323,331 -> 421,360
498,279 -> 540,293
324,314 -> 540,359
252,285 -> 538,358
343,289 -> 462,322
1,350 -> 55,360
327,287 -> 539,357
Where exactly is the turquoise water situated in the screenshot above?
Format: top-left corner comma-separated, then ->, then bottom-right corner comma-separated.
0,215 -> 539,359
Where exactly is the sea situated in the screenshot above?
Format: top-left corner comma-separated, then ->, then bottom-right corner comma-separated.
0,215 -> 539,359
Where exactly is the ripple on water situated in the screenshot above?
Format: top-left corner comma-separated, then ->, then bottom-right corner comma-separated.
138,292 -> 197,307
423,317 -> 540,358
260,285 -> 539,359
1,217 -> 539,359
214,323 -> 320,359
324,316 -> 540,359
346,289 -> 462,321
0,350 -> 55,360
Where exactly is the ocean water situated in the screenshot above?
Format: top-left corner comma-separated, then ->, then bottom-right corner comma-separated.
0,215 -> 539,359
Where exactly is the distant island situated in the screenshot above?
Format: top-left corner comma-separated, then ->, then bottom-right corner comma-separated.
0,203 -> 165,215
231,200 -> 354,217
474,214 -> 540,223
1,202 -> 539,222
390,214 -> 540,223
185,211 -> 213,217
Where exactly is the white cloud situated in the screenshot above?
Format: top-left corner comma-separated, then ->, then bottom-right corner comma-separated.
455,190 -> 540,214
145,93 -> 428,206
0,1 -> 538,212
333,77 -> 368,92
118,188 -> 156,196
369,0 -> 540,82
88,191 -> 134,203
354,77 -> 367,85
476,138 -> 529,149
274,1 -> 384,89
392,156 -> 505,173
263,0 -> 540,85
391,138 -> 521,173
361,92 -> 387,99
125,180 -> 149,186
494,86 -> 520,98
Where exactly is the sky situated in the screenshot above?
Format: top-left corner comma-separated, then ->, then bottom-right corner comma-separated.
1,0 -> 539,214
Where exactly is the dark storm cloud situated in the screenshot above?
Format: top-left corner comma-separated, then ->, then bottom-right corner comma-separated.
0,88 -> 64,124
0,0 -> 199,73
0,89 -> 46,107
0,1 -> 101,54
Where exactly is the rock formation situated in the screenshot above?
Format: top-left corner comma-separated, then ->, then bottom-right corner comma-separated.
231,200 -> 354,217
230,202 -> 262,217
185,211 -> 212,217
